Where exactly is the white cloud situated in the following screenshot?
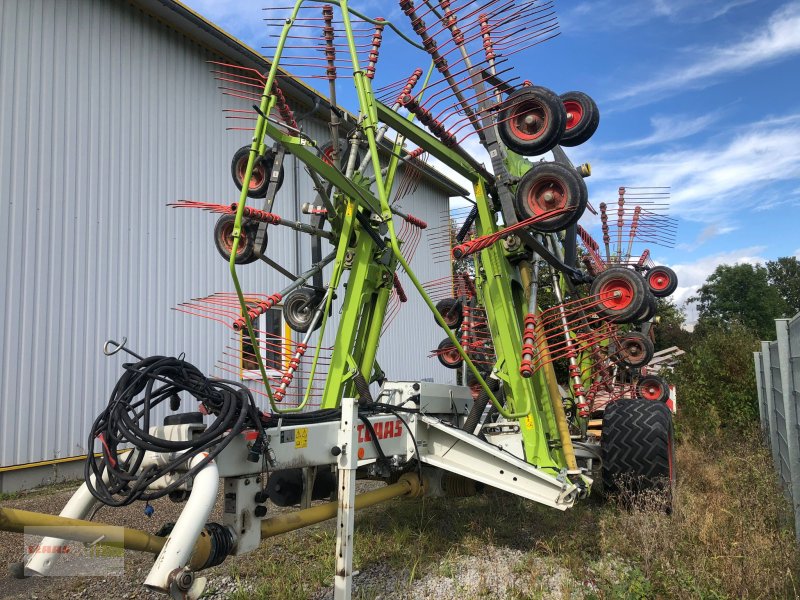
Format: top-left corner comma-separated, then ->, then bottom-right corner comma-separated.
586,113 -> 800,222
565,0 -> 756,29
612,2 -> 800,103
659,245 -> 767,324
601,113 -> 720,151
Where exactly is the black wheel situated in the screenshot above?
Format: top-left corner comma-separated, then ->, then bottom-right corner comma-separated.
213,215 -> 260,265
633,291 -> 657,323
616,331 -> 654,367
435,298 -> 463,329
231,145 -> 285,198
513,162 -> 588,232
559,91 -> 600,147
602,398 -> 675,509
497,86 -> 566,156
636,374 -> 671,403
436,338 -> 463,369
283,287 -> 323,333
590,267 -> 647,323
646,266 -> 678,298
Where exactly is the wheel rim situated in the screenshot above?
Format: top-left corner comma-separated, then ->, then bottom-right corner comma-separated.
219,221 -> 247,257
564,99 -> 584,131
621,339 -> 645,362
598,276 -> 635,310
526,176 -> 568,216
441,346 -> 462,366
508,99 -> 549,141
649,270 -> 671,292
237,156 -> 265,190
640,381 -> 663,401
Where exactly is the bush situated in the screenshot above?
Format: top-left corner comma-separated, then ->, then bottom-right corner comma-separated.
670,323 -> 759,435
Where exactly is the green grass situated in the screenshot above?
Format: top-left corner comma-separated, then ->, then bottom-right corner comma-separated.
225,428 -> 799,599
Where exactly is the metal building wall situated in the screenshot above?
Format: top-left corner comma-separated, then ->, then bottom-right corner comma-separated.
0,0 -> 453,468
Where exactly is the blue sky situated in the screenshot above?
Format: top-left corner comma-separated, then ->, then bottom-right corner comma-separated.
183,0 -> 800,322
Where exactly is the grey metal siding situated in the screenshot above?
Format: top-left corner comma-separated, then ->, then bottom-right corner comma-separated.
0,0 -> 452,466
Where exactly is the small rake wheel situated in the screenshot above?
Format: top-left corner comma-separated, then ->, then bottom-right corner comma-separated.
559,91 -> 600,147
616,331 -> 655,368
231,145 -> 285,198
646,266 -> 678,297
590,267 -> 647,323
498,86 -> 566,156
513,162 -> 588,232
436,338 -> 464,369
435,298 -> 464,329
636,374 -> 671,403
213,214 -> 260,265
283,287 -> 324,333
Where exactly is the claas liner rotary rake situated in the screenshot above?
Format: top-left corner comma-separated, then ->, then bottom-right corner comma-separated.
0,1 -> 681,598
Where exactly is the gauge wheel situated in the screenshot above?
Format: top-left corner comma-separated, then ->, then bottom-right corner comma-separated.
231,145 -> 285,198
436,338 -> 464,369
647,266 -> 678,298
497,86 -> 566,156
559,91 -> 600,147
513,162 -> 588,232
213,214 -> 260,265
435,298 -> 464,329
616,331 -> 655,367
590,267 -> 647,323
633,291 -> 657,323
283,287 -> 324,333
636,374 -> 671,403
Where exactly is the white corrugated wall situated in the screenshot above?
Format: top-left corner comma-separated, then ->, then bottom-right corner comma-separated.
0,0 -> 453,467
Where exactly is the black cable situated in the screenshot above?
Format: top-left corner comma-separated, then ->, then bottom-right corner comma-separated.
85,355 -> 264,507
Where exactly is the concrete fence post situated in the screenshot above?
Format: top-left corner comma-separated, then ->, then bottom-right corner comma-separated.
776,319 -> 800,539
761,340 -> 781,476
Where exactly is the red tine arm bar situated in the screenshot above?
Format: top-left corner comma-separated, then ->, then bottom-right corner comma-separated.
393,273 -> 408,303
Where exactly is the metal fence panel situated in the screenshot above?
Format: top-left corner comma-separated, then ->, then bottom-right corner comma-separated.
757,314 -> 800,541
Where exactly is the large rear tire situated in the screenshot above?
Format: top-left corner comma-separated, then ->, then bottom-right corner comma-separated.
602,398 -> 675,511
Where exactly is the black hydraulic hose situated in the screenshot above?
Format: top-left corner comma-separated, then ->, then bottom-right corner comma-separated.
462,377 -> 500,434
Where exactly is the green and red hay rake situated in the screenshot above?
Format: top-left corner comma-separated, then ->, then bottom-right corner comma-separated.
0,1 -> 681,598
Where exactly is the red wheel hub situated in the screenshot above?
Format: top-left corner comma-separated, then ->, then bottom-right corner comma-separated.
640,382 -> 663,401
509,99 -> 549,141
237,157 -> 265,190
649,270 -> 671,291
622,339 -> 644,358
598,277 -> 634,310
564,99 -> 584,131
526,176 -> 568,216
219,221 -> 248,257
441,346 -> 462,366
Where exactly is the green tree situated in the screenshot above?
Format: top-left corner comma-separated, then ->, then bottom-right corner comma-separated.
653,298 -> 693,351
766,256 -> 800,315
692,263 -> 789,339
670,323 -> 759,434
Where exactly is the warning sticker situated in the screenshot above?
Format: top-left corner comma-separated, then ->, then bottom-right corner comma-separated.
295,427 -> 308,449
524,414 -> 534,430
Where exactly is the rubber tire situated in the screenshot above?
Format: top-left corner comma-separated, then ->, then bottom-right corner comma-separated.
633,291 -> 657,323
602,398 -> 675,509
283,287 -> 323,333
213,215 -> 260,265
647,266 -> 678,298
636,374 -> 671,403
590,267 -> 647,323
436,338 -> 463,369
435,298 -> 463,330
616,331 -> 655,368
559,91 -> 600,147
513,161 -> 588,232
498,86 -> 566,156
231,145 -> 285,198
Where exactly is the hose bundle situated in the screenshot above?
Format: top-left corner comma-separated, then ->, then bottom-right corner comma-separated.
86,355 -> 265,507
